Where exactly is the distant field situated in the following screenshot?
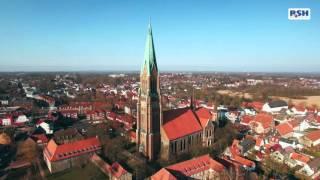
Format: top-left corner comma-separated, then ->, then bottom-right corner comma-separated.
217,90 -> 320,107
217,90 -> 252,99
276,96 -> 320,107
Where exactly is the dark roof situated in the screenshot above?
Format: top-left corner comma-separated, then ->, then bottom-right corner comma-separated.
54,128 -> 79,138
269,100 -> 288,108
240,138 -> 255,153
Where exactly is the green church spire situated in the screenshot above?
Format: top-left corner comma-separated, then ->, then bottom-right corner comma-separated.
141,22 -> 158,75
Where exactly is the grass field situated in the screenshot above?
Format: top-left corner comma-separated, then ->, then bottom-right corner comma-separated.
217,89 -> 320,107
276,96 -> 320,107
47,163 -> 107,180
217,90 -> 252,99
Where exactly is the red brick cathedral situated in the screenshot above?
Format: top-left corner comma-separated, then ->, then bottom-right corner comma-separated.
136,23 -> 215,161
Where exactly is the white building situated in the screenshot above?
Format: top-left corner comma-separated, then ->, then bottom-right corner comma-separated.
291,106 -> 307,116
15,115 -> 29,124
262,100 -> 288,114
37,122 -> 53,134
1,117 -> 12,126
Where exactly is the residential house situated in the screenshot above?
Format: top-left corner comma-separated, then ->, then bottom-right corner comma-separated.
0,115 -> 13,126
289,152 -> 311,166
279,138 -> 300,149
53,128 -> 83,145
275,122 -> 294,138
254,137 -> 265,151
43,137 -> 101,173
14,114 -> 29,124
270,150 -> 285,163
90,153 -> 132,180
297,158 -> 320,178
291,105 -> 307,116
151,154 -> 228,180
299,130 -> 320,147
224,139 -> 256,171
85,109 -> 106,122
239,137 -> 256,156
249,113 -> 274,134
31,134 -> 49,147
36,121 -> 53,134
262,100 -> 288,114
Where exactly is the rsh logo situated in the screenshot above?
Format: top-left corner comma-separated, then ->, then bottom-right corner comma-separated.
288,8 -> 311,20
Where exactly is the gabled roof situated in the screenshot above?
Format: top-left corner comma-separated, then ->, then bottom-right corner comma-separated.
195,107 -> 212,127
305,130 -> 320,142
151,168 -> 177,180
290,152 -> 310,163
31,134 -> 48,143
151,154 -> 225,179
54,128 -> 79,139
44,137 -> 101,162
241,115 -> 254,125
163,108 -> 202,140
110,162 -> 128,178
255,137 -> 263,146
90,154 -> 129,178
276,122 -> 293,136
288,118 -> 301,128
292,105 -> 306,112
232,155 -> 255,168
252,113 -> 273,129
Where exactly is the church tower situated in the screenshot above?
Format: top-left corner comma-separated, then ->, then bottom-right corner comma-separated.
136,23 -> 161,161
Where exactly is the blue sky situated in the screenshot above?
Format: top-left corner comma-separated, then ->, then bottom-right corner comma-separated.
0,0 -> 319,72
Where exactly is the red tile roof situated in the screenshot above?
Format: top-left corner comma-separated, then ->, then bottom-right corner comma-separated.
152,154 -> 225,179
163,108 -> 202,140
288,118 -> 301,128
129,131 -> 136,141
242,101 -> 264,111
228,139 -> 256,168
315,116 -> 320,124
151,168 -> 177,180
276,122 -> 293,136
241,115 -> 254,125
195,107 -> 212,127
31,134 -> 48,143
255,137 -> 263,146
232,155 -> 255,168
230,139 -> 241,156
253,113 -> 273,129
293,105 -> 306,112
305,130 -> 320,142
44,137 -> 101,162
290,152 -> 310,163
110,162 -> 128,178
90,154 -> 128,178
167,154 -> 225,173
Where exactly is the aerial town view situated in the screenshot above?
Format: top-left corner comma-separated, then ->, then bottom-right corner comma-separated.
0,1 -> 319,180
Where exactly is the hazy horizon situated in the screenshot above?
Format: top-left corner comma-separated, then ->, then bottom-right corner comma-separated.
1,65 -> 320,75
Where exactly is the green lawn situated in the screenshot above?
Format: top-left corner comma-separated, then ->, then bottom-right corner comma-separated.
47,163 -> 108,180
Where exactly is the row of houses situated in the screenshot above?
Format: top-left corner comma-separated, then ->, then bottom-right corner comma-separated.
232,99 -> 320,179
